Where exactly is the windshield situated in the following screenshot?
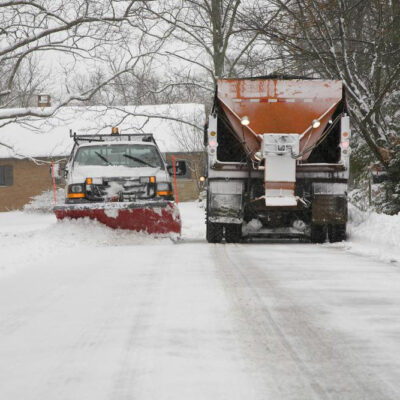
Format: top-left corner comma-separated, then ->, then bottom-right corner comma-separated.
74,144 -> 163,168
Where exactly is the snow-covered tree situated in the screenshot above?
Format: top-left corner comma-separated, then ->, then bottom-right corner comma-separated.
246,0 -> 400,212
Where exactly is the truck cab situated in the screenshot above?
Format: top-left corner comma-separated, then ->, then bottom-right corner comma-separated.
54,131 -> 184,234
64,133 -> 179,204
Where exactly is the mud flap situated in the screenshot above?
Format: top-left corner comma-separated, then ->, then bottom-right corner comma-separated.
53,201 -> 181,234
312,195 -> 347,225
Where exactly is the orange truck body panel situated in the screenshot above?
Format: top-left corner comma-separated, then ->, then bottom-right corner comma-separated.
217,79 -> 343,160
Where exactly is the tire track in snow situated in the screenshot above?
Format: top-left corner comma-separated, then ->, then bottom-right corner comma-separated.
109,242 -> 265,400
108,258 -> 167,400
213,243 -> 399,400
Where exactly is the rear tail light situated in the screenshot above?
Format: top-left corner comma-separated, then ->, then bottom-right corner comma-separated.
341,141 -> 350,149
340,116 -> 351,163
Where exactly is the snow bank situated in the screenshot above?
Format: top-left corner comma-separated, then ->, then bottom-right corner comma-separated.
329,204 -> 400,264
0,201 -> 206,279
349,205 -> 400,249
179,200 -> 206,240
24,189 -> 65,213
0,214 -> 171,278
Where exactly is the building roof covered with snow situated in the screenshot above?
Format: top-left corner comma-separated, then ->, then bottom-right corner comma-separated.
0,103 -> 205,159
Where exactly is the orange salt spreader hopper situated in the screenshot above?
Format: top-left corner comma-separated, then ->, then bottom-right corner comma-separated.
217,78 -> 343,160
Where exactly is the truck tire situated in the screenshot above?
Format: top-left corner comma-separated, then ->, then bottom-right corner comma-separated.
206,221 -> 223,243
328,224 -> 346,243
225,224 -> 242,243
310,224 -> 326,243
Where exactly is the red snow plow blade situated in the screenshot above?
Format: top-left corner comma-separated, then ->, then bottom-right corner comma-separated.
54,201 -> 181,235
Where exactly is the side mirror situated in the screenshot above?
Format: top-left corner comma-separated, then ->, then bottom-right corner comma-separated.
175,160 -> 187,176
167,160 -> 188,176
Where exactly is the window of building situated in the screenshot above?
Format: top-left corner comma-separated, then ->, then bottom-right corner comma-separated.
0,165 -> 13,186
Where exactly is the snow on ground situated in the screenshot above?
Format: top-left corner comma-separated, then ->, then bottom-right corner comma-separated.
2,202 -> 400,399
0,202 -> 258,400
0,201 -> 205,279
23,188 -> 65,213
1,200 -> 399,277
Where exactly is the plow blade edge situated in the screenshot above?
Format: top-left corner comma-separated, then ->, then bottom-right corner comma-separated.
53,201 -> 181,234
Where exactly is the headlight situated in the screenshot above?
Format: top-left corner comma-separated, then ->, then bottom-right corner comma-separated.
69,184 -> 84,193
140,176 -> 156,184
157,182 -> 171,191
67,183 -> 85,199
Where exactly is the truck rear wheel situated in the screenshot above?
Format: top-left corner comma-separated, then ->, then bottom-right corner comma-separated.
206,221 -> 223,243
328,224 -> 346,243
310,224 -> 326,243
225,224 -> 242,243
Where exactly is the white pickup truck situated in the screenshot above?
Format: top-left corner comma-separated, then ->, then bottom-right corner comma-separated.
54,131 -> 185,234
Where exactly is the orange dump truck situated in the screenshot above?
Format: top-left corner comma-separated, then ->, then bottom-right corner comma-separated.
205,76 -> 351,243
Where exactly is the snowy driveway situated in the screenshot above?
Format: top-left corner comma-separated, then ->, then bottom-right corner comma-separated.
1,203 -> 400,399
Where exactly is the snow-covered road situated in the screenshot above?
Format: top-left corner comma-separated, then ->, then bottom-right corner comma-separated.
1,203 -> 400,399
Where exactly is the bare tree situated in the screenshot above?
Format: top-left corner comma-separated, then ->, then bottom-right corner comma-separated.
246,0 -> 400,167
0,1 -> 225,185
0,0 -> 165,122
140,0 -> 274,106
244,0 -> 400,212
1,53 -> 50,108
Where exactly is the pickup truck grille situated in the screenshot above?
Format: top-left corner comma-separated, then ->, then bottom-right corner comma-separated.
87,178 -> 156,202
